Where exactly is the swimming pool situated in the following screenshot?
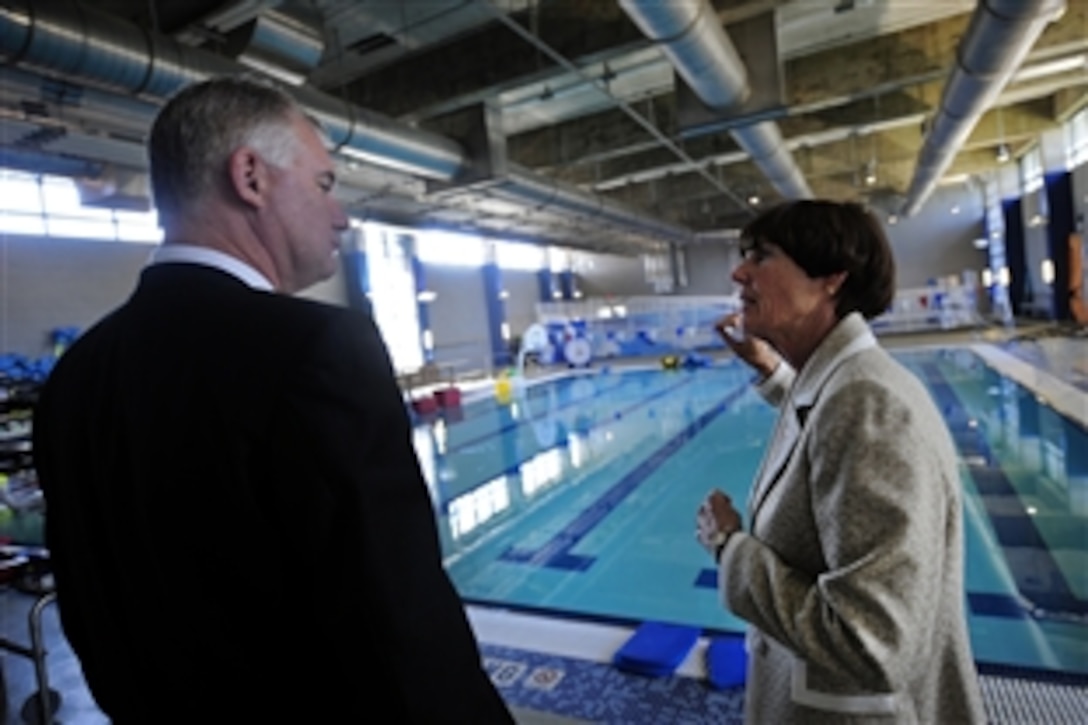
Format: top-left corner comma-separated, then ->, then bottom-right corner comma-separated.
413,348 -> 1088,679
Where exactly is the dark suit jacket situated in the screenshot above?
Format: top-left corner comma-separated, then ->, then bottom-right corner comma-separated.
33,263 -> 511,723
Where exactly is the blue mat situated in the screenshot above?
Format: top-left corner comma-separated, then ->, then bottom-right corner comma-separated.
706,635 -> 747,689
612,621 -> 701,677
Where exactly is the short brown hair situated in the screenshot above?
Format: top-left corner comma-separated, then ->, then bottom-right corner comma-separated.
740,200 -> 896,319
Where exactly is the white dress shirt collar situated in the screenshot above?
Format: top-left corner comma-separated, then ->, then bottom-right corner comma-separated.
148,244 -> 275,292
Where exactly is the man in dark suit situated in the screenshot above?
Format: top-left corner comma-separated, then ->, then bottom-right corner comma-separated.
33,76 -> 512,723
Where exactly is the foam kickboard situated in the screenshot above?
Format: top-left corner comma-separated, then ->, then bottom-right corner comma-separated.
706,635 -> 747,689
612,621 -> 701,677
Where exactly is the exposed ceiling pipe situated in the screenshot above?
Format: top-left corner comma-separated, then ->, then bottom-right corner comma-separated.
618,0 -> 812,201
497,165 -> 694,244
902,0 -> 1066,217
0,0 -> 686,248
224,7 -> 325,86
0,0 -> 465,180
0,67 -> 160,135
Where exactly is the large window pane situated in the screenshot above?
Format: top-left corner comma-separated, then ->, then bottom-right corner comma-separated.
415,229 -> 485,267
47,216 -> 116,240
0,211 -> 46,236
494,240 -> 545,271
40,176 -> 84,215
0,171 -> 42,214
364,225 -> 423,374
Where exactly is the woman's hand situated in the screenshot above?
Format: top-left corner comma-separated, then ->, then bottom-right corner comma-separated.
696,489 -> 743,560
714,312 -> 780,379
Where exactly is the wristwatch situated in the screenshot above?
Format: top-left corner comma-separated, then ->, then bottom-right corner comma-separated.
710,529 -> 734,562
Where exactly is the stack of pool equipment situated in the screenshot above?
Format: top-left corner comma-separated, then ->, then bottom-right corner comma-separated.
611,620 -> 747,688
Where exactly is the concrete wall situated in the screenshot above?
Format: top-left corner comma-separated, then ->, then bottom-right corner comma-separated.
0,234 -> 348,357
882,183 -> 989,290
503,268 -> 542,341
1,236 -> 148,356
424,263 -> 491,374
682,242 -> 736,296
592,183 -> 990,302
572,251 -> 654,297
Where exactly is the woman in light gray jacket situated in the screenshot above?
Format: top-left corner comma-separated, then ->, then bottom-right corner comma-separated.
696,200 -> 985,724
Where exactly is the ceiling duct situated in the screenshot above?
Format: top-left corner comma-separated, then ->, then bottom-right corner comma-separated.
902,0 -> 1066,216
0,0 -> 464,180
0,67 -> 160,135
224,8 -> 325,86
618,0 -> 812,201
0,0 -> 690,251
495,165 -> 694,245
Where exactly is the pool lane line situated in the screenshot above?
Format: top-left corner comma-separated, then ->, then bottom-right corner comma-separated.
499,379 -> 752,571
919,360 -> 1085,619
433,372 -> 704,510
437,375 -> 634,455
437,364 -> 745,457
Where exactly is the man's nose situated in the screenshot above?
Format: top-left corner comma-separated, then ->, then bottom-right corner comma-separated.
332,201 -> 349,231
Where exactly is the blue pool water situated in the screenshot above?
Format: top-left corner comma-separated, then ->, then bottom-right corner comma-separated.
413,348 -> 1088,679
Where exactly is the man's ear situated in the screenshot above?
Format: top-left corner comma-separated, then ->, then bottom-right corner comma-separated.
229,147 -> 266,207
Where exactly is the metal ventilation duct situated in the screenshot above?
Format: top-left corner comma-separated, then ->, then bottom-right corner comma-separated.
618,0 -> 812,201
902,0 -> 1066,216
0,0 -> 692,248
497,165 -> 694,245
225,8 -> 325,86
0,0 -> 464,180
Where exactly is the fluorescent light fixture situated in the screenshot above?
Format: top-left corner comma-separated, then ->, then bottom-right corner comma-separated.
417,290 -> 438,303
501,322 -> 511,340
422,329 -> 434,350
981,268 -> 993,287
998,266 -> 1011,287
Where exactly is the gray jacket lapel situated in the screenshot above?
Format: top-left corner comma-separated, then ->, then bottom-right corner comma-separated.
747,314 -> 877,521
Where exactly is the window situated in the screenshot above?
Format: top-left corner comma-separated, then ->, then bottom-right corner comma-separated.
494,240 -> 545,271
363,224 -> 424,374
0,168 -> 162,243
1069,106 -> 1088,168
415,229 -> 485,267
1020,146 -> 1043,193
